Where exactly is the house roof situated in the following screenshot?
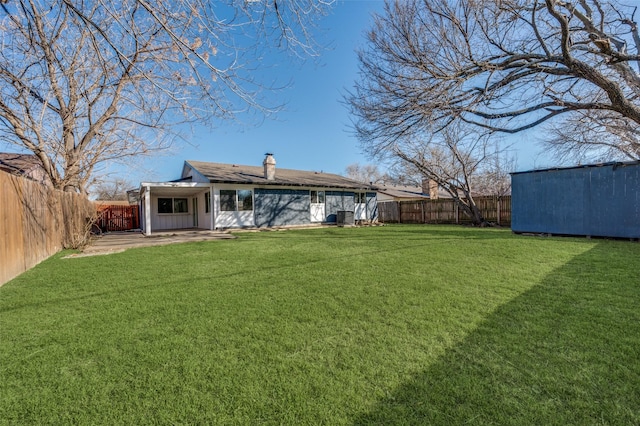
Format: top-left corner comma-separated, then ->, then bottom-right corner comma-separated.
377,185 -> 429,199
186,160 -> 376,190
0,153 -> 42,175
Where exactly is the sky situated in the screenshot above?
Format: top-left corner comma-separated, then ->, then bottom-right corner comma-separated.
133,0 -> 391,184
0,0 -> 566,187
114,0 -> 640,185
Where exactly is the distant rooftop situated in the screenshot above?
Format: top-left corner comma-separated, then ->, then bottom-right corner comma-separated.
0,153 -> 42,175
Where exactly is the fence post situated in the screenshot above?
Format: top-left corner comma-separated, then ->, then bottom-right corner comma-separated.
497,198 -> 501,225
455,203 -> 459,224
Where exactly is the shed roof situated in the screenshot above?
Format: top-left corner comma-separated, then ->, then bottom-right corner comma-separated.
186,160 -> 376,190
510,160 -> 640,175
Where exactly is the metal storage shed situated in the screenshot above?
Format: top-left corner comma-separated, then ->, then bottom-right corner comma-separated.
511,161 -> 640,239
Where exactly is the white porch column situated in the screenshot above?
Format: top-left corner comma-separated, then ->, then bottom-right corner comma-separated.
144,185 -> 152,236
211,184 -> 217,230
209,184 -> 214,231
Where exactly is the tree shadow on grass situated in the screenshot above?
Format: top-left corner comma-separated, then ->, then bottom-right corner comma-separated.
354,242 -> 640,425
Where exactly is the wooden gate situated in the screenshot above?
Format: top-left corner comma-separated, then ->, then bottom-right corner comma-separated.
98,205 -> 139,231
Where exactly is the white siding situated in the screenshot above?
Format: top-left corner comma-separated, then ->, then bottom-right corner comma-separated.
150,195 -> 195,230
216,211 -> 254,228
213,185 -> 255,228
355,203 -> 367,220
198,190 -> 214,230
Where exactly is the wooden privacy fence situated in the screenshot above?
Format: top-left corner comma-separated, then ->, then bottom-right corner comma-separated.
378,196 -> 511,226
97,204 -> 139,231
0,171 -> 96,286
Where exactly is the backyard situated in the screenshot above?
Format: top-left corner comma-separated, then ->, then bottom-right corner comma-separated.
1,225 -> 639,424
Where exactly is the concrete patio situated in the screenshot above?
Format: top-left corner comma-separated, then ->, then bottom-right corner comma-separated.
67,229 -> 235,258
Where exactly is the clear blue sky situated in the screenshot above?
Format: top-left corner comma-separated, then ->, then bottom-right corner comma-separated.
1,1 -> 628,186
0,0 -> 554,185
125,0 -> 559,184
133,0 -> 388,183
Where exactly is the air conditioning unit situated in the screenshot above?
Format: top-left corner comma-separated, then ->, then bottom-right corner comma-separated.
336,210 -> 354,226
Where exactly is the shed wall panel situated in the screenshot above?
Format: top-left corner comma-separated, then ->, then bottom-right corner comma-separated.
512,163 -> 640,238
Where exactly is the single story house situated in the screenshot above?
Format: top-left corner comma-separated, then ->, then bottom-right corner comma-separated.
139,154 -> 378,235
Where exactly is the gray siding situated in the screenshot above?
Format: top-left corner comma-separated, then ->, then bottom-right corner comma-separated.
254,188 -> 310,227
511,162 -> 640,238
325,191 -> 355,223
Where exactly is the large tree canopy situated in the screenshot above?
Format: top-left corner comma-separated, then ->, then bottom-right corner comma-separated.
347,0 -> 640,162
0,0 -> 332,192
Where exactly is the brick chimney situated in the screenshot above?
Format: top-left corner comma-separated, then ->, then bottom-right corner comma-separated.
263,153 -> 276,180
429,180 -> 439,199
422,178 -> 439,199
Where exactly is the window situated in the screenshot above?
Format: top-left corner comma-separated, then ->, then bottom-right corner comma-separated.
158,197 -> 188,214
311,190 -> 325,204
354,192 -> 366,204
205,192 -> 211,213
220,189 -> 253,212
174,198 -> 188,213
158,198 -> 173,214
220,190 -> 236,211
238,190 -> 253,211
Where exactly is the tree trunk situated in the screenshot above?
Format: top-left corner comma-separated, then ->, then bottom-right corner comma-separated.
455,195 -> 487,226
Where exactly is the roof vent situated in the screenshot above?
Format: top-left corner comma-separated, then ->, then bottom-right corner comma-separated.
263,153 -> 276,180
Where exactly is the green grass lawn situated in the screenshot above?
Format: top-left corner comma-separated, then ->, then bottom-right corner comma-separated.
1,225 -> 639,425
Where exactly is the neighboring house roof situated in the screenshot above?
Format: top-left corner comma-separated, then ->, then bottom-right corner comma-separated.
377,184 -> 453,200
186,160 -> 376,190
377,185 -> 429,200
0,152 -> 50,185
0,153 -> 40,175
95,200 -> 132,207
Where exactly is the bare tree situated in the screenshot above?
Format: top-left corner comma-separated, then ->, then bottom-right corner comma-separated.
344,163 -> 385,184
92,178 -> 133,201
382,161 -> 422,187
347,0 -> 640,164
545,110 -> 640,162
0,1 -> 332,193
472,152 -> 517,197
390,124 -> 504,225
